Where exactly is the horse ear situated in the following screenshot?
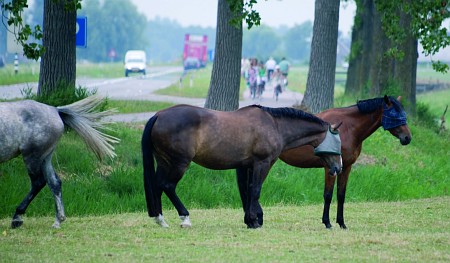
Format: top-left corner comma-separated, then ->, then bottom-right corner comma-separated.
397,96 -> 402,102
383,95 -> 391,106
331,121 -> 343,131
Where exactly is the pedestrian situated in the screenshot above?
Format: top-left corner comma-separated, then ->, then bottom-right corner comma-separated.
265,57 -> 276,81
247,58 -> 258,99
278,57 -> 290,87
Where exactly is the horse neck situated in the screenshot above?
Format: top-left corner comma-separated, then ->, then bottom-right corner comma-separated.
348,106 -> 383,143
276,118 -> 327,150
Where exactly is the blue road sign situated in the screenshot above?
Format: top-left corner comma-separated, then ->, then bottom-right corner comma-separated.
76,17 -> 87,48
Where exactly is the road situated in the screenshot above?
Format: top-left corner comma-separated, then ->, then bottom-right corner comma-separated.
0,66 -> 303,122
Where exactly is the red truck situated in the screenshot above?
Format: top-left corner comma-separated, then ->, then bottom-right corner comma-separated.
183,34 -> 208,70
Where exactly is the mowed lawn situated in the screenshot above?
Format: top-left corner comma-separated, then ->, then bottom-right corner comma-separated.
1,197 -> 448,262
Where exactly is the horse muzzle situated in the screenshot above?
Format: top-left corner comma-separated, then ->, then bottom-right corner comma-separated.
400,135 -> 411,145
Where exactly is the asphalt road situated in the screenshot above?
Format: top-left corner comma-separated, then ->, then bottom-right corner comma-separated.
0,66 -> 303,122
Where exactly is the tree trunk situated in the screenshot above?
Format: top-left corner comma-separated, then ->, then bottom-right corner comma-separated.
301,0 -> 340,113
393,5 -> 417,114
204,0 -> 243,111
38,0 -> 77,97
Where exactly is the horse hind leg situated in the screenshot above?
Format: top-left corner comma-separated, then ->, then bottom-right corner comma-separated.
161,166 -> 191,228
11,171 -> 46,229
41,153 -> 66,228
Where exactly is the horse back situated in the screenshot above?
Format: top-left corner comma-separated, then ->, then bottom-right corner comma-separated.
0,100 -> 64,162
151,105 -> 280,169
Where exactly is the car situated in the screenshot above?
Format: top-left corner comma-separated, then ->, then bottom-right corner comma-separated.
183,57 -> 200,71
124,50 -> 146,77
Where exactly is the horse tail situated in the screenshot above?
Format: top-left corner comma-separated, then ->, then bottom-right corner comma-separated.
56,95 -> 120,160
141,114 -> 159,217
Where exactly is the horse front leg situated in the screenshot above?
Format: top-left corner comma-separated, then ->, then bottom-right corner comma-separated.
336,166 -> 351,229
322,167 -> 336,229
245,161 -> 270,229
236,167 -> 264,226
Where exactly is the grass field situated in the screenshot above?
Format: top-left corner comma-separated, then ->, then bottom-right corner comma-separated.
0,62 -> 449,262
1,197 -> 448,262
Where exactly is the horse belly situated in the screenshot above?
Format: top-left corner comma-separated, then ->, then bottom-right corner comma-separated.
279,146 -> 324,168
193,148 -> 249,170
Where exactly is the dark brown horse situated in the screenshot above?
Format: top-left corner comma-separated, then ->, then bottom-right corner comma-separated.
279,95 -> 412,229
141,104 -> 343,229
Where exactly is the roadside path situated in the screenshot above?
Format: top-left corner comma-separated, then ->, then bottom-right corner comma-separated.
0,67 -> 303,123
104,82 -> 303,123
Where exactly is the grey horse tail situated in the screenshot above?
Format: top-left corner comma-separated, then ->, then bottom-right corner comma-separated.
56,95 -> 120,160
141,114 -> 159,217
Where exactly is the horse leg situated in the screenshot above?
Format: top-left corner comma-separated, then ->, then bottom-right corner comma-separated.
322,167 -> 336,229
161,166 -> 191,228
336,166 -> 351,229
236,167 -> 264,226
151,166 -> 168,227
245,162 -> 270,229
41,153 -> 66,228
11,170 -> 46,229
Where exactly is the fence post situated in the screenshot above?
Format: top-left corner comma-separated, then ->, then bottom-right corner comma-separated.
14,53 -> 19,75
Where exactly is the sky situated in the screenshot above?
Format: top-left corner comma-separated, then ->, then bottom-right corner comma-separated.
129,0 -> 356,36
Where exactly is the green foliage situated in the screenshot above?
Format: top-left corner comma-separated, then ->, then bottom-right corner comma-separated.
146,19 -> 216,63
21,84 -> 98,107
377,0 -> 450,73
417,88 -> 450,125
284,21 -> 313,62
242,24 -> 280,59
415,101 -> 440,131
77,0 -> 148,62
1,0 -> 81,60
226,0 -> 261,29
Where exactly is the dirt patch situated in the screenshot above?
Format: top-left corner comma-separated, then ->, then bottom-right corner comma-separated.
354,153 -> 378,166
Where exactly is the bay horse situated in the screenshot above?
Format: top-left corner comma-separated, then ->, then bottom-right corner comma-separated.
1,96 -> 119,229
279,95 -> 411,229
141,104 -> 343,229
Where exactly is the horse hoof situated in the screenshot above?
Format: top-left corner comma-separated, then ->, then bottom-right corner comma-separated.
11,219 -> 23,229
52,222 -> 61,229
246,222 -> 261,229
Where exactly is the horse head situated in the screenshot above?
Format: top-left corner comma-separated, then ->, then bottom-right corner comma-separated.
314,122 -> 343,177
382,95 -> 412,145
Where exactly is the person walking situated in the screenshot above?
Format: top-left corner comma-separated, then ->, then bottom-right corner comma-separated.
265,57 -> 276,81
278,57 -> 290,87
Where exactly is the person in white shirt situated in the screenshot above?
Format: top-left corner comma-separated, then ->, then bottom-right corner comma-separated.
265,57 -> 276,81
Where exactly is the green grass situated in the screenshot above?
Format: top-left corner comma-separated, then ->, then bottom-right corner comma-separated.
1,118 -> 448,220
107,100 -> 175,114
0,197 -> 448,262
417,89 -> 450,125
154,67 -> 214,98
0,62 -> 126,85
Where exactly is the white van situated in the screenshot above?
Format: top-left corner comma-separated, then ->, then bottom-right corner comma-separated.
124,50 -> 146,77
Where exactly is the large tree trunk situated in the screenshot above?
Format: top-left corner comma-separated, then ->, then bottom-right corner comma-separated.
38,0 -> 77,97
204,0 -> 243,111
301,0 -> 340,113
346,0 -> 417,114
393,5 -> 417,114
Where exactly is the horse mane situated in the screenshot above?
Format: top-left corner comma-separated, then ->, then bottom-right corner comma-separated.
251,105 -> 327,125
356,96 -> 403,114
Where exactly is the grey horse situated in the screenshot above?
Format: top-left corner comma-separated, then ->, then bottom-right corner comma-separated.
0,96 -> 119,228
